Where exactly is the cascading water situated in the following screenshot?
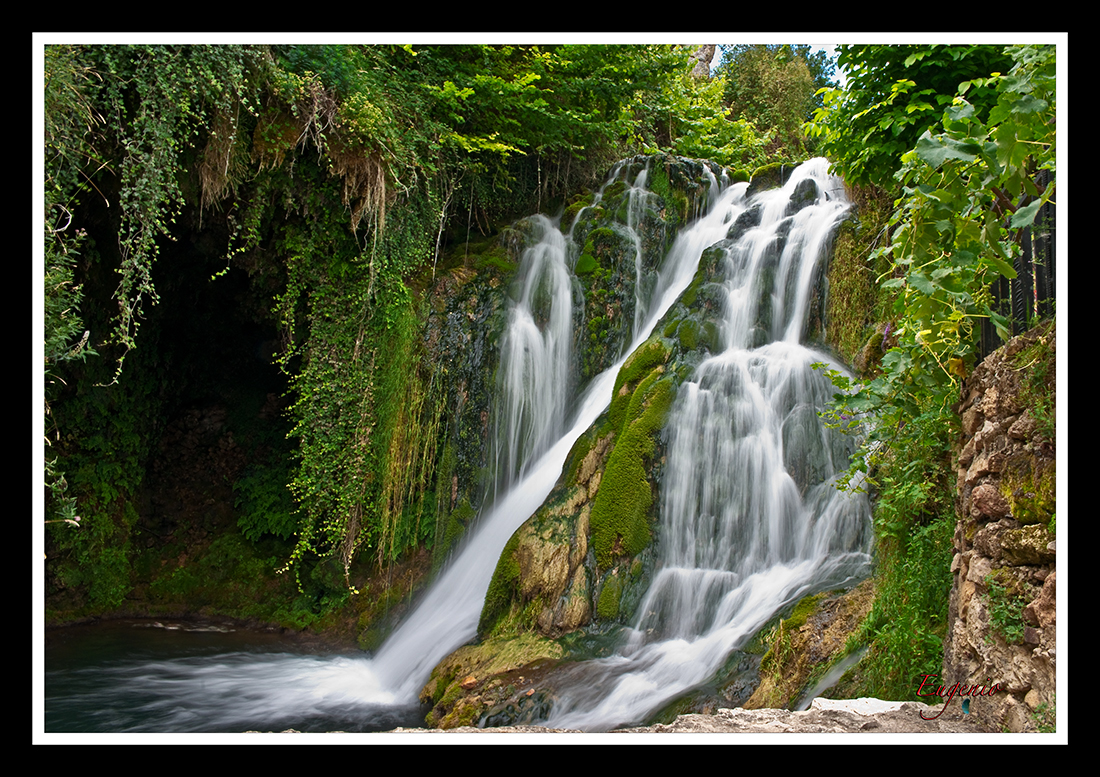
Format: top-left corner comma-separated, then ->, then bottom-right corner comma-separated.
543,158 -> 872,732
45,157 -> 869,736
45,159 -> 724,734
488,215 -> 576,501
357,160 -> 735,707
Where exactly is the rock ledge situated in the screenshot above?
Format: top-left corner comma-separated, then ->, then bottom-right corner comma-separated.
380,697 -> 995,734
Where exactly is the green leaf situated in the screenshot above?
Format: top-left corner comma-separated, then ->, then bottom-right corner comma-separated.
908,272 -> 936,295
915,133 -> 980,168
1010,198 -> 1043,228
990,310 -> 1013,342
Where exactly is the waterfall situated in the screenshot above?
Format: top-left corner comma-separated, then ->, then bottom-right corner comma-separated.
488,215 -> 575,501
45,158 -> 870,735
543,159 -> 872,732
356,159 -> 742,707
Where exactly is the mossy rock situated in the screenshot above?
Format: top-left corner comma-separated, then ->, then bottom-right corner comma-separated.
420,634 -> 564,729
561,192 -> 595,227
603,179 -> 628,202
590,340 -> 674,570
746,580 -> 876,710
574,251 -> 599,275
747,160 -> 798,196
596,571 -> 624,620
999,450 -> 1055,526
479,530 -> 524,638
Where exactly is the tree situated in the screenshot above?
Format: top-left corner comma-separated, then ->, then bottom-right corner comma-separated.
716,44 -> 837,156
806,44 -> 1014,188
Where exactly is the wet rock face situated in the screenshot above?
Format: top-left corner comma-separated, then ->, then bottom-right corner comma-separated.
744,580 -> 876,711
419,156 -> 861,730
422,254 -> 513,544
944,322 -> 1056,733
568,154 -> 721,385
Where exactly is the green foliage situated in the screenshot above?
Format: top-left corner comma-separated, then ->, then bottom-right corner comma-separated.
716,44 -> 835,156
46,321 -> 168,611
1032,699 -> 1056,733
82,45 -> 266,380
806,44 -> 1015,188
817,44 -> 1056,702
42,45 -> 269,598
234,461 -> 298,542
273,177 -> 445,585
821,45 -> 1056,490
850,511 -> 955,700
631,47 -> 771,170
985,574 -> 1028,646
44,46 -> 107,528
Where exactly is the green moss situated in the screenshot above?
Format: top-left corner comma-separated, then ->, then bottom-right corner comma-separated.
999,452 -> 1055,526
677,319 -> 699,351
478,529 -> 523,638
590,357 -> 675,569
748,161 -> 796,194
603,180 -> 628,201
785,593 -> 823,631
472,244 -> 516,275
823,185 -> 896,370
607,337 -> 670,432
562,193 -> 595,225
563,431 -> 594,488
1013,321 -> 1056,442
596,573 -> 623,620
668,189 -> 690,223
575,251 -> 599,275
646,165 -> 671,201
439,500 -> 476,561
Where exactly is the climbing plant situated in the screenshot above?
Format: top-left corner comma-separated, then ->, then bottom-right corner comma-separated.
820,44 -> 1055,482
816,43 -> 1056,698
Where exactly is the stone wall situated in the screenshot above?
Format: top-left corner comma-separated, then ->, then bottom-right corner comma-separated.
942,322 -> 1056,733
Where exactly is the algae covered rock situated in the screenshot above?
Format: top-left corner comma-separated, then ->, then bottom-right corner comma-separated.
420,634 -> 564,729
746,580 -> 876,710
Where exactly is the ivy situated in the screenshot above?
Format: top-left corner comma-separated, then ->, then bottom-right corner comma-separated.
82,44 -> 267,383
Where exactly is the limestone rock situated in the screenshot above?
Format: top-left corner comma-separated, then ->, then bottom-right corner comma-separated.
970,484 -> 1010,520
1001,524 -> 1057,566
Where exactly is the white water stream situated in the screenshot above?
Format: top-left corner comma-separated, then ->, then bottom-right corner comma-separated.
358,158 -> 745,707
